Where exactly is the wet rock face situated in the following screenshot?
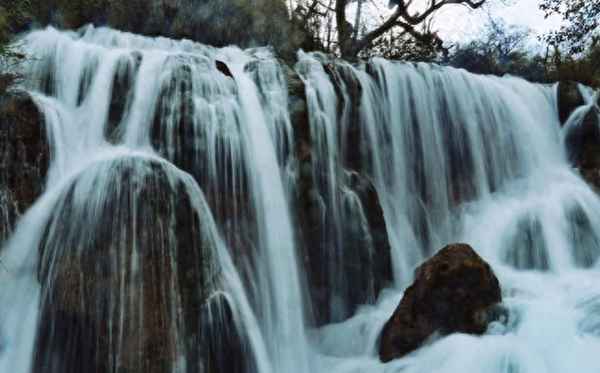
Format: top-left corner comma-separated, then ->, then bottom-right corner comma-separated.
149,56 -> 260,282
290,63 -> 393,325
200,292 -> 256,373
566,107 -> 600,190
296,172 -> 393,325
379,243 -> 502,362
0,91 -> 48,243
557,80 -> 600,191
34,158 -> 226,373
106,51 -> 141,141
558,81 -> 585,125
285,64 -> 309,146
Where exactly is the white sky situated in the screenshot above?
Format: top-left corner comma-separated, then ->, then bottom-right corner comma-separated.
342,0 -> 564,45
433,0 -> 563,42
291,0 -> 564,49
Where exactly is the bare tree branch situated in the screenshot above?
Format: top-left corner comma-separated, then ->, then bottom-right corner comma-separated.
337,0 -> 486,58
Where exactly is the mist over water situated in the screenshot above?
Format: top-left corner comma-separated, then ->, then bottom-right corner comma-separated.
1,25 -> 599,373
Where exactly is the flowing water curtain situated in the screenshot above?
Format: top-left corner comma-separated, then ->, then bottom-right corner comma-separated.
295,52 -> 393,325
10,25 -> 312,373
365,61 -> 564,268
0,154 -> 262,373
297,52 -> 600,373
297,52 -> 588,283
34,157 -> 218,373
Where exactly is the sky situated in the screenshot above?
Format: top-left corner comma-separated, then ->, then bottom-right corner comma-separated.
342,0 -> 564,46
434,0 -> 563,42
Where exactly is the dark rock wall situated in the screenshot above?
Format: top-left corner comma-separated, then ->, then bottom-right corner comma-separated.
34,157 -> 231,373
558,81 -> 585,125
557,81 -> 600,191
291,61 -> 393,325
0,91 -> 48,244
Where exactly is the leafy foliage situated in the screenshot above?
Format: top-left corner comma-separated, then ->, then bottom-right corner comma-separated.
545,45 -> 600,87
29,0 -> 305,59
448,19 -> 534,75
360,27 -> 446,61
540,0 -> 600,53
448,17 -> 600,87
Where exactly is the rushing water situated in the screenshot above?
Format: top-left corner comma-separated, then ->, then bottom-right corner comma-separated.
1,25 -> 600,373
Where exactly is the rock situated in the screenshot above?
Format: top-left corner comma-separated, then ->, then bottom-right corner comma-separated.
284,64 -> 309,158
290,61 -> 392,325
200,292 -> 255,373
379,243 -> 502,362
558,81 -> 585,125
347,172 -> 393,303
565,106 -> 600,189
503,213 -> 549,270
216,60 -> 234,79
150,55 -> 259,277
323,62 -> 364,171
106,51 -> 142,141
0,90 -> 48,244
297,176 -> 393,325
34,157 -> 227,373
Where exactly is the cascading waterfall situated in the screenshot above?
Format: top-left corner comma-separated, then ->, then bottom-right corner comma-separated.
0,25 -> 599,373
302,54 -> 600,372
1,26 -> 307,373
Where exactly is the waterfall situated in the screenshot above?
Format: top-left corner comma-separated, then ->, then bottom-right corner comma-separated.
300,54 -> 600,372
1,26 -> 307,373
1,25 -> 599,373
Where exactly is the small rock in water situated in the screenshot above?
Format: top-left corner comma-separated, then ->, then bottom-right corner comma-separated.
379,243 -> 502,362
216,60 -> 234,78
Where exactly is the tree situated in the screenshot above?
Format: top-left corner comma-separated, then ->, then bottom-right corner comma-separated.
448,18 -> 545,81
360,18 -> 447,61
540,0 -> 600,53
30,0 -> 305,57
292,0 -> 489,59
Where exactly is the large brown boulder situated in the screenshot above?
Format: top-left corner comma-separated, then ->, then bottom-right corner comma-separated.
0,90 -> 48,244
379,243 -> 502,362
